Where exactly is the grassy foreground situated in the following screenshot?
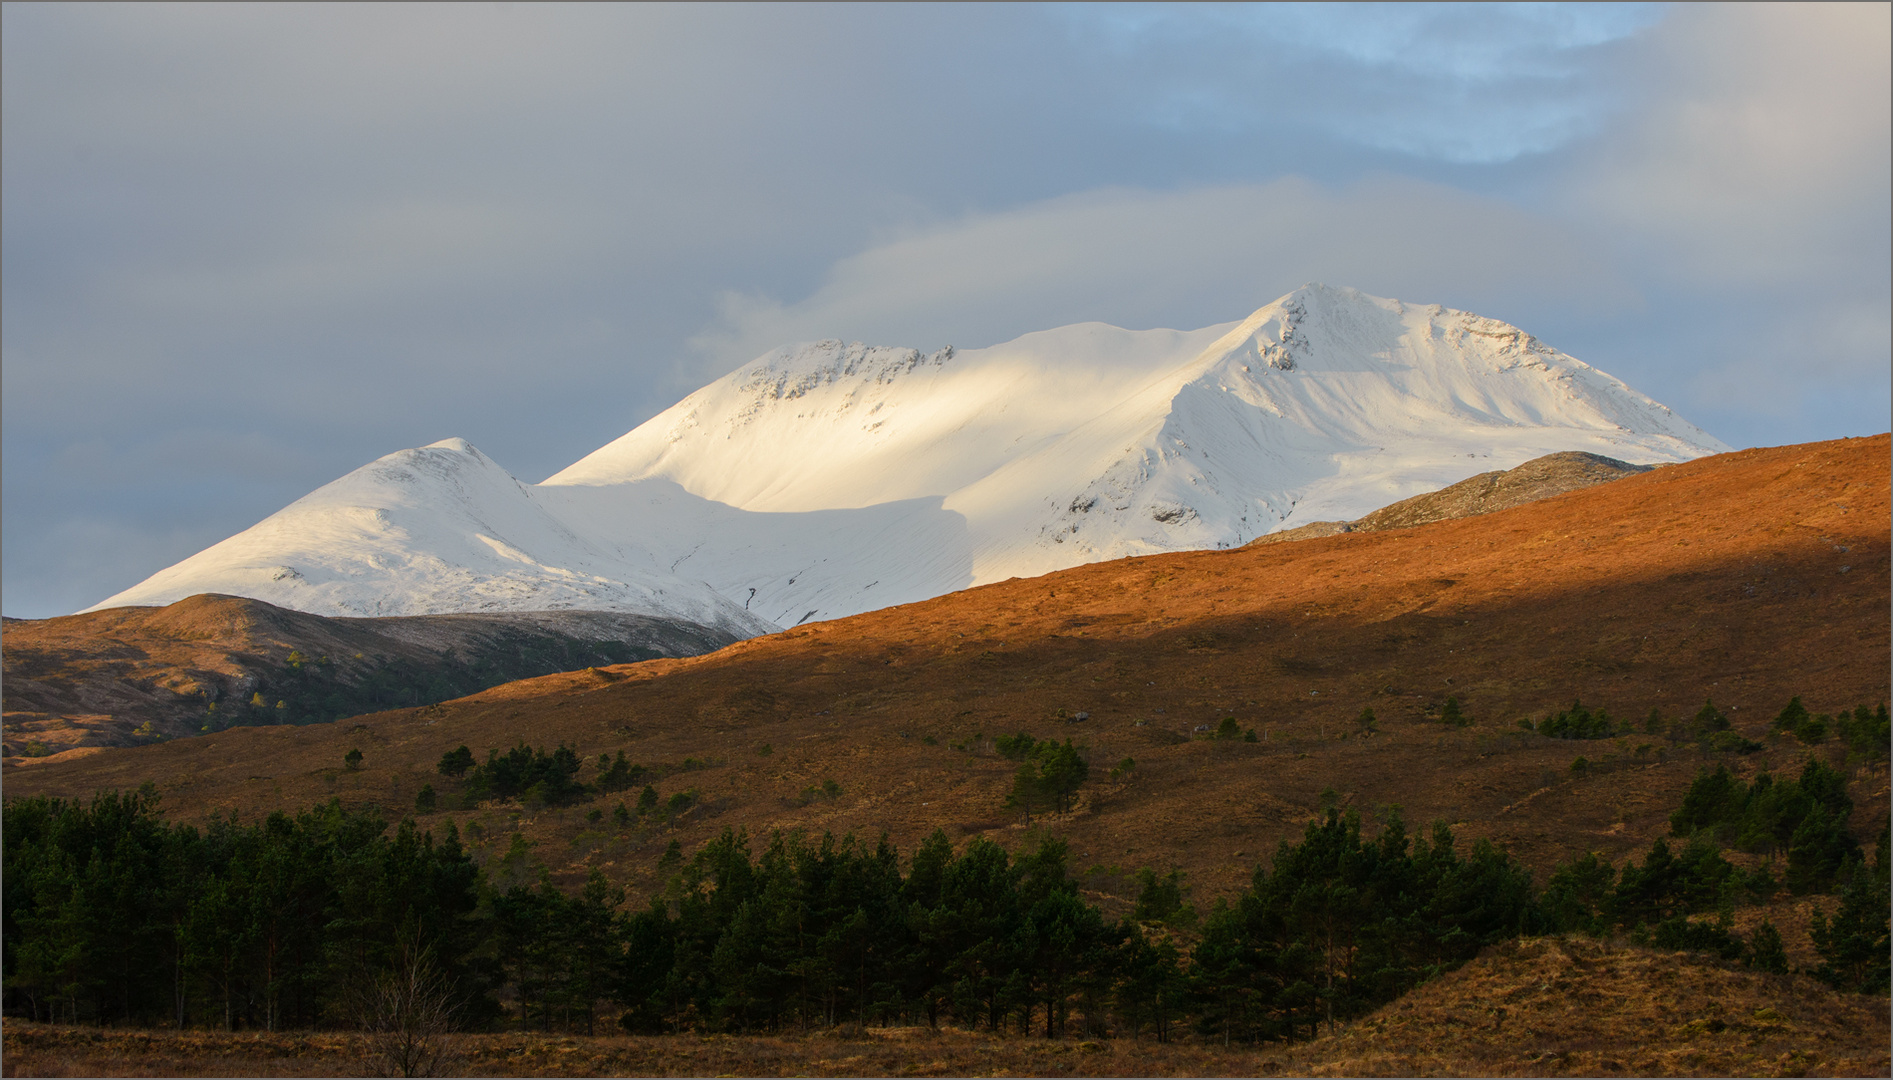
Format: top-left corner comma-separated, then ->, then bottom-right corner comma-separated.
5,936 -> 1887,1078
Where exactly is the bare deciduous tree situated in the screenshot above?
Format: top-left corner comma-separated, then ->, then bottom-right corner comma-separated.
354,943 -> 460,1079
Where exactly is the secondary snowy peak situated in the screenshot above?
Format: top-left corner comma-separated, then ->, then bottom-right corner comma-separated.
87,439 -> 776,639
549,323 -> 1223,512
90,285 -> 1728,632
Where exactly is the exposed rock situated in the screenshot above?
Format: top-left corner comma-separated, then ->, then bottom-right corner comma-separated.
1249,451 -> 1652,546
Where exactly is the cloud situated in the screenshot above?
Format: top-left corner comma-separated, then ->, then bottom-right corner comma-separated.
2,4 -> 1886,618
1570,2 -> 1892,287
690,175 -> 1633,369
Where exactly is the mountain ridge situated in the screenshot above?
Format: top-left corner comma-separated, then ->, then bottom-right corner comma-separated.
88,285 -> 1728,626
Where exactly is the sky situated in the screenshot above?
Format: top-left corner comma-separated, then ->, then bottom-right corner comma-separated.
3,2 -> 1888,619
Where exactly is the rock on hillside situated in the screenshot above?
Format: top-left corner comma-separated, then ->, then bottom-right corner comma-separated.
1250,450 -> 1655,544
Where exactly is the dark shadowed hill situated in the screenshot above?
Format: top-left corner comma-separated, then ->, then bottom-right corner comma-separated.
1,598 -> 738,760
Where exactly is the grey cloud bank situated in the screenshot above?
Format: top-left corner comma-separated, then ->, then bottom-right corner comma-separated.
3,2 -> 1887,618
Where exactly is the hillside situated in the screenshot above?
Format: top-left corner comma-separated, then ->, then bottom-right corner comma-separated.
88,285 -> 1725,628
8,436 -> 1885,915
1,447 -> 1645,764
1277,934 -> 1890,1077
0,598 -> 738,761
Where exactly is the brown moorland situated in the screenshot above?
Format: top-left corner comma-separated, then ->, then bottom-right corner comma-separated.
4,436 -> 1887,916
0,603 -> 736,760
3,937 -> 1885,1077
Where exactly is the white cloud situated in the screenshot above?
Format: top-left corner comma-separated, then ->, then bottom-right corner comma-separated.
1571,2 -> 1892,286
689,175 -> 1633,371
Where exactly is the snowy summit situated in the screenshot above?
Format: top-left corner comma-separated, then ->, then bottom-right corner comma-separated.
91,286 -> 1729,633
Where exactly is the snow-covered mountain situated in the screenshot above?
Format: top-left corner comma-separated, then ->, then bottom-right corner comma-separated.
89,285 -> 1729,631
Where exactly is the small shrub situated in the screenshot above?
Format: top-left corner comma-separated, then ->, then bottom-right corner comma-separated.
1540,700 -> 1617,740
1651,914 -> 1744,961
414,784 -> 436,812
1747,919 -> 1789,974
1440,696 -> 1471,728
1133,868 -> 1194,926
995,733 -> 1039,760
595,751 -> 645,793
793,779 -> 844,807
1691,699 -> 1730,738
757,743 -> 773,756
344,748 -> 364,771
1703,730 -> 1763,754
656,839 -> 684,876
1836,703 -> 1891,759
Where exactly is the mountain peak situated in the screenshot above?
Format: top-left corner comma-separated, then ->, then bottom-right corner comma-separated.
92,288 -> 1727,631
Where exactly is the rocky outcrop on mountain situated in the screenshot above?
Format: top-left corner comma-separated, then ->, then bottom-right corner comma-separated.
1249,451 -> 1654,545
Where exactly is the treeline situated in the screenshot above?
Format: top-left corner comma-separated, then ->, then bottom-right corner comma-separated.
1,789 -> 494,1031
5,760 -> 1886,1039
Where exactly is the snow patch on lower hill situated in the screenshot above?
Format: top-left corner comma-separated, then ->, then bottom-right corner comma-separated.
89,286 -> 1731,632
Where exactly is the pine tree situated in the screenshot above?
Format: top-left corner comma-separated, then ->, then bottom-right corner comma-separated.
436,746 -> 475,778
1809,829 -> 1891,994
1746,919 -> 1789,974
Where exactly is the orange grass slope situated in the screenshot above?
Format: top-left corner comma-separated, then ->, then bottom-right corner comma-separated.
4,435 -> 1887,904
